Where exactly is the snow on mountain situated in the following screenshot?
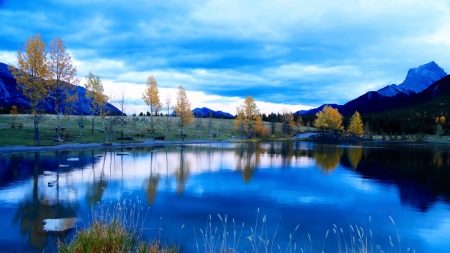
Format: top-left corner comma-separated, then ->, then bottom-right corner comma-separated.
377,61 -> 447,97
377,84 -> 406,97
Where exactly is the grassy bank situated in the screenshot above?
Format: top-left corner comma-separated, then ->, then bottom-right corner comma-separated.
60,201 -> 407,253
58,201 -> 178,253
0,114 -> 313,146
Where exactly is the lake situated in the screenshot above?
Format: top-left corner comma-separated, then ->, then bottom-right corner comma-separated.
0,141 -> 449,252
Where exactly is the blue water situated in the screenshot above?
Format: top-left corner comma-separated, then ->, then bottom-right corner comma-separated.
0,142 -> 449,252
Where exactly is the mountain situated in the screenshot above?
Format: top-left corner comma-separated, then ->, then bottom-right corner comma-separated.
298,62 -> 448,116
192,107 -> 234,118
376,61 -> 447,97
294,104 -> 340,116
0,62 -> 121,115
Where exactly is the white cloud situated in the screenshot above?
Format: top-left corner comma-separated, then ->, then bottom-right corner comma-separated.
0,50 -> 18,65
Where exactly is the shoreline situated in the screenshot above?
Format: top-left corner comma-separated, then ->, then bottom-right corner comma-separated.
0,139 -> 225,156
1,134 -> 447,156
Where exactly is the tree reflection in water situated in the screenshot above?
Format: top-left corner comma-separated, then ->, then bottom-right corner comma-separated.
13,152 -> 77,250
86,150 -> 108,206
145,152 -> 160,204
347,147 -> 363,169
313,146 -> 344,172
235,143 -> 265,182
175,149 -> 190,194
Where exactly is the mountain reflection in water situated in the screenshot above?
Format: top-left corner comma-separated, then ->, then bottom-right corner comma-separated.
0,141 -> 449,252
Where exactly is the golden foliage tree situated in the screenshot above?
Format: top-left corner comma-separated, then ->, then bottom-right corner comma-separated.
347,111 -> 364,136
142,76 -> 162,138
173,86 -> 193,141
8,34 -> 49,143
435,116 -> 446,125
48,37 -> 79,141
296,116 -> 303,133
84,72 -> 108,138
10,105 -> 18,123
234,96 -> 259,138
280,109 -> 295,136
314,105 -> 344,133
234,106 -> 246,137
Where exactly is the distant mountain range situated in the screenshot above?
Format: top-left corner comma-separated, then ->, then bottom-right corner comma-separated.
299,61 -> 448,115
191,107 -> 234,118
0,62 -> 120,115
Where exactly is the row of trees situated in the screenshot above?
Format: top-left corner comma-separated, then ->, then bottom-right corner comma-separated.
314,105 -> 364,136
141,75 -> 194,140
9,34 -> 199,143
232,100 -> 365,138
9,34 -> 78,143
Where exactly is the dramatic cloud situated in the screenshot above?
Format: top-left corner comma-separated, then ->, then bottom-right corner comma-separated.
1,0 -> 450,113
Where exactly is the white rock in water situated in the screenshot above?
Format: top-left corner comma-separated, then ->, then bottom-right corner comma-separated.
43,171 -> 54,176
116,152 -> 130,155
175,147 -> 183,150
67,158 -> 79,161
43,218 -> 79,232
59,164 -> 69,168
48,181 -> 57,187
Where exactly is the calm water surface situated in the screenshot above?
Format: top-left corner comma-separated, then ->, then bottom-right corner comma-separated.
0,141 -> 449,252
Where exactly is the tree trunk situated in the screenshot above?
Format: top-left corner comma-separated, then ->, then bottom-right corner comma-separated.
34,116 -> 40,144
102,118 -> 108,142
150,113 -> 154,139
56,107 -> 61,142
91,118 -> 94,134
181,128 -> 184,141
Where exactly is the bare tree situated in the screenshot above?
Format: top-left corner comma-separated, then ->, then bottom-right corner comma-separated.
208,111 -> 213,137
164,95 -> 173,140
194,113 -> 203,138
220,115 -> 226,137
115,88 -> 128,139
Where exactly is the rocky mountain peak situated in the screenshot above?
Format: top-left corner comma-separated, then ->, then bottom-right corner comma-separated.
397,61 -> 447,94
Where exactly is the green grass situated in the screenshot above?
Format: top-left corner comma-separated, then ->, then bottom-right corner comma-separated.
0,114 -> 313,146
58,200 -> 178,253
58,221 -> 177,253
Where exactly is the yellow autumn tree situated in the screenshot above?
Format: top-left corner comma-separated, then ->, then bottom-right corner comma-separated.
234,106 -> 246,137
435,115 -> 446,135
48,37 -> 79,142
173,86 -> 193,141
253,116 -> 264,137
280,109 -> 295,136
235,96 -> 259,138
296,116 -> 303,133
142,76 -> 162,138
84,72 -> 108,139
347,111 -> 364,136
314,105 -> 344,133
10,105 -> 18,123
8,34 -> 49,144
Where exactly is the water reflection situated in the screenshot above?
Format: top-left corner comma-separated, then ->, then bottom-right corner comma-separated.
175,149 -> 190,194
313,146 -> 343,172
235,143 -> 265,182
86,150 -> 108,206
144,152 -> 159,204
13,153 -> 77,250
1,142 -> 450,252
347,147 -> 363,169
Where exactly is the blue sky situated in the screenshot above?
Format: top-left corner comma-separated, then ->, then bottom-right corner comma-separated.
1,0 -> 450,114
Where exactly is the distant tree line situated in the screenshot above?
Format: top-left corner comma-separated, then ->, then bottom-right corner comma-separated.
360,113 -> 449,135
